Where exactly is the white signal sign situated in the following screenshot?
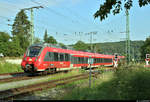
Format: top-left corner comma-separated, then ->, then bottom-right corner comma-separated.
146,54 -> 150,59
88,57 -> 94,64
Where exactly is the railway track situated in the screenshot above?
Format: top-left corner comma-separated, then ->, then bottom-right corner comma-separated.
0,72 -> 98,100
0,70 -> 72,83
0,67 -> 114,83
0,72 -> 24,76
0,68 -> 115,100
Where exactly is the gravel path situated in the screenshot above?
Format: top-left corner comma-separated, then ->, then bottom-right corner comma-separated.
0,75 -> 53,91
0,75 -> 13,79
0,73 -> 28,80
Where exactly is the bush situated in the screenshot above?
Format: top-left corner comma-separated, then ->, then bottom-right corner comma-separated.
0,62 -> 23,74
61,65 -> 150,100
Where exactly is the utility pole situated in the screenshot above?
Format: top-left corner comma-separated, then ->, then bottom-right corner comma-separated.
132,47 -> 135,63
22,6 -> 43,45
88,31 -> 97,52
88,31 -> 97,88
126,9 -> 130,64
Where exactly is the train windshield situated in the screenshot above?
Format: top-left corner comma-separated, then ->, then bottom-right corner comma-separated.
26,46 -> 42,57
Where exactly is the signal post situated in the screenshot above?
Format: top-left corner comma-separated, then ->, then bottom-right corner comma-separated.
145,54 -> 150,67
113,53 -> 118,68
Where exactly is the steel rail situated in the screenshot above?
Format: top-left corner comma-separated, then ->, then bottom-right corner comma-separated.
0,73 -> 99,100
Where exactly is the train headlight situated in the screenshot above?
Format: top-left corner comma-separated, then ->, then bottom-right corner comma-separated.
29,58 -> 32,61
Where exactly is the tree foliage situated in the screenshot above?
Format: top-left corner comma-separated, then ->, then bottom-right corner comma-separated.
0,32 -> 10,56
44,29 -> 48,43
47,36 -> 57,44
94,0 -> 150,21
73,40 -> 88,51
34,37 -> 41,44
8,37 -> 24,57
12,10 -> 31,51
43,30 -> 57,44
140,37 -> 150,59
93,43 -> 102,53
59,43 -> 67,49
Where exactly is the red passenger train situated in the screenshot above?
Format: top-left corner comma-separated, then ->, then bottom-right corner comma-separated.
21,43 -> 125,74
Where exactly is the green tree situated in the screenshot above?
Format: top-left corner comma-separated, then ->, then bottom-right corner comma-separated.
94,0 -> 150,21
59,43 -> 67,49
73,40 -> 88,51
44,29 -> 48,43
93,44 -> 102,53
141,37 -> 150,59
47,36 -> 57,44
0,32 -> 10,56
12,9 -> 31,52
34,37 -> 41,44
8,37 -> 23,57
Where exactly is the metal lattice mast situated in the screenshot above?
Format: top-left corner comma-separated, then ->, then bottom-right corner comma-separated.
22,6 -> 43,45
126,9 -> 130,64
30,9 -> 34,45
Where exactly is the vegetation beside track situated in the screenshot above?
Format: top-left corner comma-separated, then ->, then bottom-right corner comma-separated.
57,64 -> 150,100
0,61 -> 23,74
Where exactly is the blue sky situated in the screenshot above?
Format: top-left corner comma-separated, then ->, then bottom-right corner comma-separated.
0,0 -> 150,45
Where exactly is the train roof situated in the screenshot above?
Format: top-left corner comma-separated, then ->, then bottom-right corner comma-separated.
31,43 -> 125,59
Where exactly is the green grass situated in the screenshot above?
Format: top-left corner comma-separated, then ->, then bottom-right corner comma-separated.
59,64 -> 150,100
0,62 -> 23,74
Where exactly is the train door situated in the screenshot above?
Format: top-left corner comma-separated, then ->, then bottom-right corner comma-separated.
70,55 -> 74,68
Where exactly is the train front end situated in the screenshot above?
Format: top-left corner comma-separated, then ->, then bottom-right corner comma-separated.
21,44 -> 43,73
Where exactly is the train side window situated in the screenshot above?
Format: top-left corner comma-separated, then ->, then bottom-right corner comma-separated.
49,52 -> 54,61
94,58 -> 96,63
105,59 -> 107,62
54,52 -> 59,61
86,57 -> 88,63
71,56 -> 74,63
60,53 -> 64,61
101,58 -> 102,63
81,57 -> 83,64
104,59 -> 106,62
74,57 -> 77,64
44,52 -> 54,61
78,57 -> 80,64
44,52 -> 49,61
65,53 -> 69,61
82,57 -> 84,64
84,57 -> 87,63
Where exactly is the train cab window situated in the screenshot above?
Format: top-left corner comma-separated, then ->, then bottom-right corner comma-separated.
27,46 -> 42,57
60,53 -> 64,61
54,52 -> 59,61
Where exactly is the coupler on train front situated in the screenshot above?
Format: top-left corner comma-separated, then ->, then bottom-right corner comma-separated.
22,64 -> 37,73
